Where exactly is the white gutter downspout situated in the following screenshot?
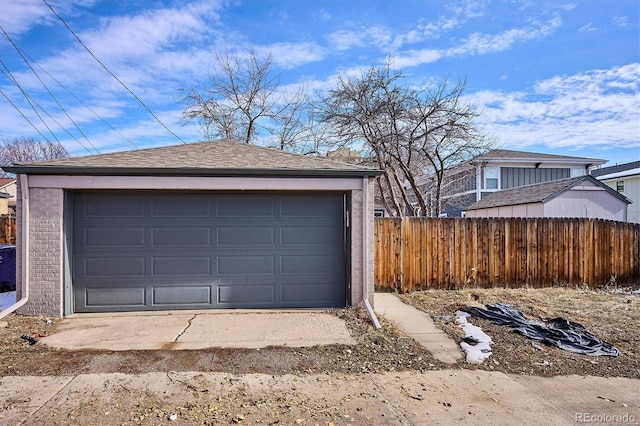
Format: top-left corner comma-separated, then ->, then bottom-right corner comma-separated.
361,176 -> 381,329
0,174 -> 29,320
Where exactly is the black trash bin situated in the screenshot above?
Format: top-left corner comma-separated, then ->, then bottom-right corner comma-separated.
0,244 -> 16,292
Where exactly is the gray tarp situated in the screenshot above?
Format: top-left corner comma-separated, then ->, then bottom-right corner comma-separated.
463,303 -> 620,357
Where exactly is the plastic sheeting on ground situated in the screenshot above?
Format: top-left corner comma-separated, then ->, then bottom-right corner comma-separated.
463,303 -> 620,357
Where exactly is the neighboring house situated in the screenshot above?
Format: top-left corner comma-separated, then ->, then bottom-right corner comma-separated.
418,149 -> 607,217
464,175 -> 630,220
0,178 -> 16,210
592,161 -> 640,224
0,192 -> 11,215
3,140 -> 382,317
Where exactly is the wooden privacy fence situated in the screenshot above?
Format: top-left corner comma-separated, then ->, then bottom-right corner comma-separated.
374,217 -> 640,292
0,215 -> 15,245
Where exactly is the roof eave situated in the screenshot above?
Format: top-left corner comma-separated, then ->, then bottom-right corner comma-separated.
2,165 -> 383,178
470,157 -> 607,166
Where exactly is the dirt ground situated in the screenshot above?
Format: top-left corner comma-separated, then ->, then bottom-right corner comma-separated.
1,287 -> 639,425
401,286 -> 640,379
0,287 -> 638,380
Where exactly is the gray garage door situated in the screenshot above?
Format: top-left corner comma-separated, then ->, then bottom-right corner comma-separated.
72,191 -> 347,313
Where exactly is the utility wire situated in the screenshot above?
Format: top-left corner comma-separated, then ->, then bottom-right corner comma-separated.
21,47 -> 139,149
0,60 -> 59,143
0,24 -> 100,155
1,67 -> 96,154
42,0 -> 187,144
0,89 -> 51,143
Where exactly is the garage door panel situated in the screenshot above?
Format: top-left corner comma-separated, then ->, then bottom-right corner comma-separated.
281,284 -> 339,303
73,191 -> 346,312
281,226 -> 341,245
153,286 -> 211,305
80,195 -> 146,217
85,287 -> 146,307
217,256 -> 275,275
83,257 -> 146,277
280,194 -> 342,216
151,196 -> 211,217
152,227 -> 211,246
217,227 -> 275,245
152,256 -> 212,276
82,227 -> 146,248
218,285 -> 275,304
281,255 -> 340,274
216,196 -> 274,216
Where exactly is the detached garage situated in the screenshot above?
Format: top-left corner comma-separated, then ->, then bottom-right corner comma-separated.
4,140 -> 381,317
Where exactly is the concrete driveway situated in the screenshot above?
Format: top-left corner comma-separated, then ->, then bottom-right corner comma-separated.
41,311 -> 355,350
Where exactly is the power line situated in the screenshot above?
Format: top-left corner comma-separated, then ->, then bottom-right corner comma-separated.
0,88 -> 51,142
0,60 -> 60,143
21,47 -> 139,150
0,24 -> 100,154
1,66 -> 97,154
42,0 -> 187,144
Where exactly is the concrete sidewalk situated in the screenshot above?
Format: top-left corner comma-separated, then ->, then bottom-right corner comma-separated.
374,293 -> 463,364
1,370 -> 637,425
41,311 -> 355,350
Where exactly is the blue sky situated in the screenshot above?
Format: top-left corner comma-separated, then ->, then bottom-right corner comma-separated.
0,0 -> 638,166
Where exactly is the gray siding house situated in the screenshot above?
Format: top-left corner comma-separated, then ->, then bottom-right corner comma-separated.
419,149 -> 607,217
3,140 -> 382,317
464,175 -> 630,220
593,161 -> 640,223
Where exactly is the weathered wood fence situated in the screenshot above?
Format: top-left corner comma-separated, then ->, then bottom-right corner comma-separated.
0,215 -> 15,245
375,217 -> 640,292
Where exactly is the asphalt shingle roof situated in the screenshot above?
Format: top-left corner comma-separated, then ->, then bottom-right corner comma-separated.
465,175 -> 630,210
2,140 -> 381,177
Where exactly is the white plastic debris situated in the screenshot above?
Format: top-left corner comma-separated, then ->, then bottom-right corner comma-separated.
168,413 -> 177,421
455,310 -> 493,364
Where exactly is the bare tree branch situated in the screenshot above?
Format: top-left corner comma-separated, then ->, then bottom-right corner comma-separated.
318,62 -> 493,216
0,137 -> 69,177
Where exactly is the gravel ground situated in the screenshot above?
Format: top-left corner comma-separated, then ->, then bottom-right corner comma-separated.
0,287 -> 638,379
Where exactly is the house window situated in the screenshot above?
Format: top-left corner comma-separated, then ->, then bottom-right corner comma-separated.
484,167 -> 499,189
374,209 -> 386,217
616,181 -> 624,192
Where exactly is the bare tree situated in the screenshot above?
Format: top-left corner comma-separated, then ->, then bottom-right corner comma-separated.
318,63 -> 491,217
266,87 -> 310,152
182,46 -> 311,150
0,137 -> 69,176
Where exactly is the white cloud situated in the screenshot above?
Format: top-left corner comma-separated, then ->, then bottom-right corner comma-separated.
393,17 -> 562,68
470,64 -> 640,151
325,30 -> 365,51
257,42 -> 328,69
556,3 -> 577,11
448,17 -> 562,57
612,16 -> 628,27
393,49 -> 442,68
579,23 -> 597,32
83,2 -> 223,60
0,0 -> 96,37
325,2 -> 486,55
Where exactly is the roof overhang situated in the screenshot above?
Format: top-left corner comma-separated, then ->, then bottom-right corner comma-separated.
469,157 -> 607,167
2,165 -> 383,178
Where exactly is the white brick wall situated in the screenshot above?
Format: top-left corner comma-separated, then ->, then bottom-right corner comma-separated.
17,186 -> 64,317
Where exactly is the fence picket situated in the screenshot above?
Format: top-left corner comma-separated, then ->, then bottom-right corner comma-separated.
374,217 -> 640,292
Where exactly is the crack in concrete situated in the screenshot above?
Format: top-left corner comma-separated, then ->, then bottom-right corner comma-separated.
20,377 -> 75,426
174,314 -> 197,343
